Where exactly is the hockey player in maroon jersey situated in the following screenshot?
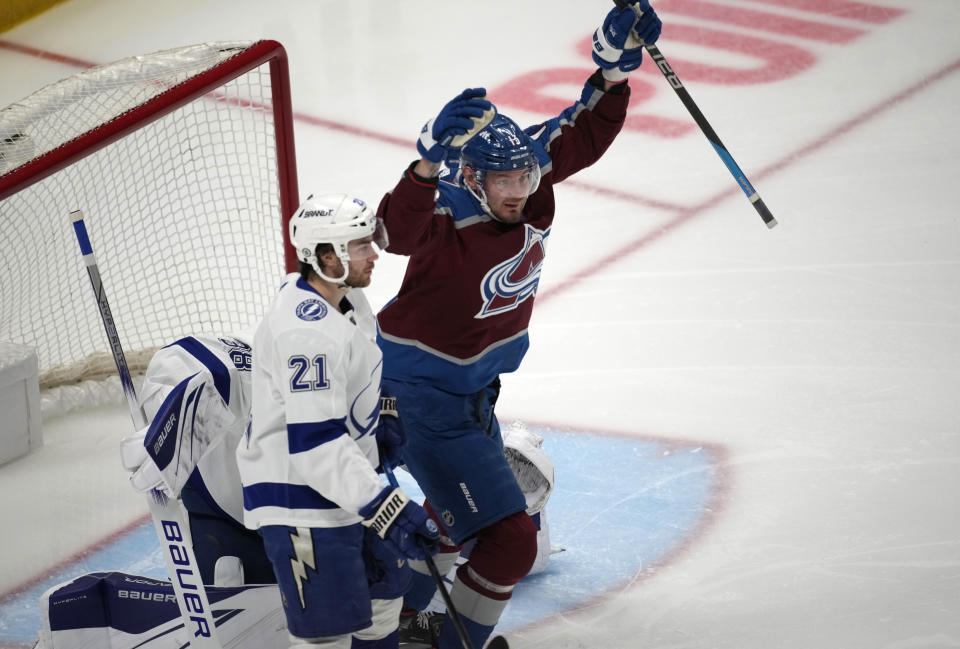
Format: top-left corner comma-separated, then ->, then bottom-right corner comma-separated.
374,2 -> 663,647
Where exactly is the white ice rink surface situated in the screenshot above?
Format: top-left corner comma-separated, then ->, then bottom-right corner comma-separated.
2,1 -> 960,648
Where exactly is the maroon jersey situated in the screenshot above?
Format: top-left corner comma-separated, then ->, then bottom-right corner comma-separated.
377,73 -> 630,394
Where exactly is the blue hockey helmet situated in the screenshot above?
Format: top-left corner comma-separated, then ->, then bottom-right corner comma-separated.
459,113 -> 541,200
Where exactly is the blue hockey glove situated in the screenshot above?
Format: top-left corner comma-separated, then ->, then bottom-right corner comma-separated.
628,0 -> 663,46
360,487 -> 440,560
592,0 -> 662,82
375,395 -> 404,472
417,88 -> 496,163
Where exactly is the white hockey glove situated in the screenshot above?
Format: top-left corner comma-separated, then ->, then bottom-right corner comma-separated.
503,421 -> 555,515
120,372 -> 235,497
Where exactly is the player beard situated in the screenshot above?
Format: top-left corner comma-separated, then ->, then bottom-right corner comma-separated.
344,262 -> 374,288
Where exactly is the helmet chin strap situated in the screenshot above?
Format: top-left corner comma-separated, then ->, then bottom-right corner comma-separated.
462,172 -> 504,222
310,256 -> 349,286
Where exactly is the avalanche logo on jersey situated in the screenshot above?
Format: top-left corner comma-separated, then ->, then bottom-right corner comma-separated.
476,223 -> 550,319
296,299 -> 328,322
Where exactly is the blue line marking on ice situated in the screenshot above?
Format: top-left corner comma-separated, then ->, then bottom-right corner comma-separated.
0,427 -> 720,644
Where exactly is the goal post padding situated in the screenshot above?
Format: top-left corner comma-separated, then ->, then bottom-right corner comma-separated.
0,40 -> 300,391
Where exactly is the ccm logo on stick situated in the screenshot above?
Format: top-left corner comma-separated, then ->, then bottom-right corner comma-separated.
650,50 -> 683,89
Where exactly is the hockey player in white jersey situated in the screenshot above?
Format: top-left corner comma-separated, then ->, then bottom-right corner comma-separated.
43,377 -> 559,649
236,193 -> 439,649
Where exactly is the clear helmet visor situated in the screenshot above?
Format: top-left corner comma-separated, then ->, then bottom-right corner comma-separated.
346,236 -> 379,261
372,215 -> 389,251
340,214 -> 385,262
481,165 -> 541,198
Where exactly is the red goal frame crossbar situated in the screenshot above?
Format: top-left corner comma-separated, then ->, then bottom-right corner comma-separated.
0,39 -> 301,272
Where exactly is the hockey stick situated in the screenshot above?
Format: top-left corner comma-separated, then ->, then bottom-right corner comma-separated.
613,0 -> 778,229
382,462 -> 477,649
69,210 -> 223,649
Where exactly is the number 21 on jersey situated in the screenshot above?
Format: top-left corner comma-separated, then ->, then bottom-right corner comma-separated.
288,354 -> 329,392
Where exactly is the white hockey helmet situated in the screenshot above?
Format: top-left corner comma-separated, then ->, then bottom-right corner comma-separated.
288,193 -> 384,283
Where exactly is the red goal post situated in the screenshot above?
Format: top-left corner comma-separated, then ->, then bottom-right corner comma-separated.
0,40 -> 300,394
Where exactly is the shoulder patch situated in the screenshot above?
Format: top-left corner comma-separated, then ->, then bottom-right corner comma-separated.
296,298 -> 328,321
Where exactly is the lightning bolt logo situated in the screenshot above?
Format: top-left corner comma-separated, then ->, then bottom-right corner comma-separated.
289,527 -> 316,610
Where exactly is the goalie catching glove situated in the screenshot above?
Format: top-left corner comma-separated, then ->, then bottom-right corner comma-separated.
120,371 -> 236,498
359,486 -> 439,561
503,421 -> 555,515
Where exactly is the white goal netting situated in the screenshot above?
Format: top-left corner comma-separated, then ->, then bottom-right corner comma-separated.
0,41 -> 299,415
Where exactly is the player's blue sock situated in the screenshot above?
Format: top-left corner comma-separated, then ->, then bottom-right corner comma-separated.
402,567 -> 438,610
437,612 -> 494,649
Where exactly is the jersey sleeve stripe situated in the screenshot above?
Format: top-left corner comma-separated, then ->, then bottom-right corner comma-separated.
242,482 -> 341,511
287,418 -> 348,454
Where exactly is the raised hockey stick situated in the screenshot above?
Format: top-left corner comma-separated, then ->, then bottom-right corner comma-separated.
382,462 -> 477,649
613,0 -> 778,229
69,210 -> 223,649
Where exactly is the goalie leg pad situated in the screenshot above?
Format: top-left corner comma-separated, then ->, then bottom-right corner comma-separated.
39,571 -> 288,649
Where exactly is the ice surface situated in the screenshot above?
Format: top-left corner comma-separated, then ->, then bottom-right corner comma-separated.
1,1 -> 958,647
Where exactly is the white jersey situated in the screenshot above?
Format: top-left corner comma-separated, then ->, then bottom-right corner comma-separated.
237,274 -> 386,529
139,332 -> 253,524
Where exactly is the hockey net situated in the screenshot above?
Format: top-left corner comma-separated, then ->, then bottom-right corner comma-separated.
0,40 -> 299,416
